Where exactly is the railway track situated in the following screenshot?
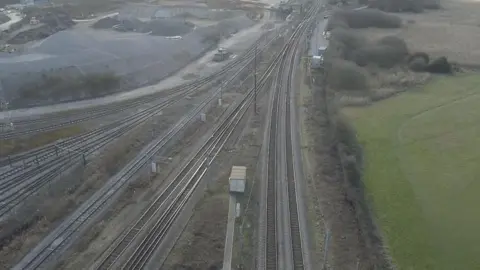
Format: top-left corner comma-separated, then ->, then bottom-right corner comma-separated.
0,35 -> 270,141
260,5 -> 320,270
12,25 -> 287,270
265,35 -> 304,270
0,32 -> 285,220
0,87 -> 199,218
93,22 -> 291,270
0,27 -> 284,171
0,31 -> 272,165
285,36 -> 305,270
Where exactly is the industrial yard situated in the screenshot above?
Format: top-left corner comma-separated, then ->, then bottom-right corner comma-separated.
0,0 -> 474,269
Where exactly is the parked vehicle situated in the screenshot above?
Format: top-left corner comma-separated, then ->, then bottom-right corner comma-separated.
323,31 -> 331,40
312,46 -> 327,70
318,46 -> 327,56
213,47 -> 231,62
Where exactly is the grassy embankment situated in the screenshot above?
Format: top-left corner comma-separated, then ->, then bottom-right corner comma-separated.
343,74 -> 480,270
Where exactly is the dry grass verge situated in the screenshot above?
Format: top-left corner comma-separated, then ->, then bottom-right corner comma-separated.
307,70 -> 393,269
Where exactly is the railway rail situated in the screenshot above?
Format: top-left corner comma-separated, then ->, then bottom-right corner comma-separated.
97,9 -> 321,269
0,31 -> 285,220
260,5 -> 320,270
92,28 -> 289,269
0,31 -> 273,163
12,24 -> 287,270
265,33 -> 304,270
0,33 -> 272,141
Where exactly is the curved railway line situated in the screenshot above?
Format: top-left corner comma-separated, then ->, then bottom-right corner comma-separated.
0,31 -> 283,220
92,31 -> 287,270
0,33 -> 270,163
0,36 -> 273,141
7,6 -> 323,269
97,8 -> 320,270
12,23 -> 287,270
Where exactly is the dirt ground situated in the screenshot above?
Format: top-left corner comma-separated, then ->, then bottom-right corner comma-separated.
356,0 -> 480,65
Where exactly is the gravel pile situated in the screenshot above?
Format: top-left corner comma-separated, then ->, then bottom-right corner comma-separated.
146,19 -> 194,36
0,13 -> 10,24
6,7 -> 76,44
92,16 -> 119,29
92,16 -> 194,36
115,17 -> 144,32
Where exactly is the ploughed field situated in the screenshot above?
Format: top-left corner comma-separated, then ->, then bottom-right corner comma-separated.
343,74 -> 480,270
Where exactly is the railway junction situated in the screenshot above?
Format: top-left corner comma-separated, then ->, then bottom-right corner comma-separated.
0,0 -> 335,269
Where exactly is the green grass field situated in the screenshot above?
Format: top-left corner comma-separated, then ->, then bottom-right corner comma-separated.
343,74 -> 480,270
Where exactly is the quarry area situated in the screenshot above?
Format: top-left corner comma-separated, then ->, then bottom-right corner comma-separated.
0,0 -> 268,108
0,0 -> 479,269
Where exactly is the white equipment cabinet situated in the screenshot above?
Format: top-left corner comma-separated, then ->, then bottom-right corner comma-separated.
229,166 -> 246,193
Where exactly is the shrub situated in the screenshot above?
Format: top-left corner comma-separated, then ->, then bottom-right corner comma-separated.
335,9 -> 402,29
352,44 -> 407,68
82,73 -> 120,95
408,58 -> 428,71
378,36 -> 408,53
408,52 -> 429,72
327,59 -> 369,91
200,28 -> 222,44
325,13 -> 349,31
92,16 -> 119,29
425,57 -> 453,74
408,52 -> 430,64
323,39 -> 345,61
369,0 -> 440,11
406,0 -> 425,13
349,36 -> 408,68
16,72 -> 120,105
330,28 -> 367,59
423,0 -> 441,9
